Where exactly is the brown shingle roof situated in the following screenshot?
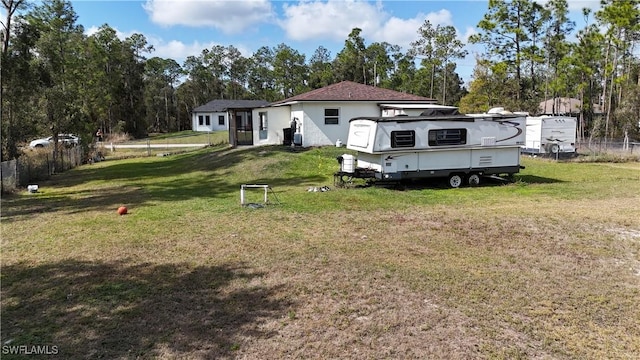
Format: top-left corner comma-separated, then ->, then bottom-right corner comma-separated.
271,81 -> 434,105
193,99 -> 270,112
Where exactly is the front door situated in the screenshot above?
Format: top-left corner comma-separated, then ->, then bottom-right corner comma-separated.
235,111 -> 253,145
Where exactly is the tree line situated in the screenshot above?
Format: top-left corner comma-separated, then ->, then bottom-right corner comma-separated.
464,0 -> 640,146
1,0 -> 639,162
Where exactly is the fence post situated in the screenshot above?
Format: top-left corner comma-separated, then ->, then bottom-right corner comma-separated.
15,158 -> 19,188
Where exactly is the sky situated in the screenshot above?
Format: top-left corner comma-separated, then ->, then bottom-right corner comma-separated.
39,1 -> 605,85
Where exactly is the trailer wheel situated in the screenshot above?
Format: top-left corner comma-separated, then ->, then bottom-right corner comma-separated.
448,174 -> 463,188
467,173 -> 481,186
546,143 -> 560,154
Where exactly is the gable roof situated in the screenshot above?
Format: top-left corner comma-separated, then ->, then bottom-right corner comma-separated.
193,99 -> 270,113
271,81 -> 435,106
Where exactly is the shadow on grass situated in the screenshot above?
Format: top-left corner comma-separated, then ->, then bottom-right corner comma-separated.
59,145 -> 327,190
63,145 -> 300,186
1,186 -> 148,221
366,173 -> 563,191
1,260 -> 292,359
515,174 -> 563,184
1,145 -> 327,222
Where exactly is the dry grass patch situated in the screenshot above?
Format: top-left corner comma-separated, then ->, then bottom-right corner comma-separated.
235,264 -> 483,360
2,146 -> 639,359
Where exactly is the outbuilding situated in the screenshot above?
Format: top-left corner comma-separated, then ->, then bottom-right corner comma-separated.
191,99 -> 270,135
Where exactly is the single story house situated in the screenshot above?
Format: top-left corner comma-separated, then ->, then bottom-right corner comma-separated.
191,99 -> 270,133
243,81 -> 436,147
538,97 -> 603,115
192,81 -> 436,147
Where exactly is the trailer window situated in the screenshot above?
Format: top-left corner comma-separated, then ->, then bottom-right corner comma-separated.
391,130 -> 415,148
428,129 -> 467,146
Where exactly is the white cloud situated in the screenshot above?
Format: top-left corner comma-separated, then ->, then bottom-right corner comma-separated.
565,0 -> 600,12
536,0 -> 600,12
462,26 -> 477,43
84,25 -> 101,37
164,39 -> 255,62
370,16 -> 424,50
278,1 -> 457,51
371,9 -> 454,50
279,0 -> 386,42
153,39 -> 216,60
145,36 -> 252,63
84,25 -> 135,39
424,8 -> 454,26
84,25 -> 241,64
142,0 -> 275,34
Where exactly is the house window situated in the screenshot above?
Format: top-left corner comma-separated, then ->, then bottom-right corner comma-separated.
259,112 -> 268,140
198,115 -> 204,126
324,108 -> 339,125
259,112 -> 268,131
428,129 -> 467,146
391,130 -> 415,148
218,115 -> 225,126
205,115 -> 210,126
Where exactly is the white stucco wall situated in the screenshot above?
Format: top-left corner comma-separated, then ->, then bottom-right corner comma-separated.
192,112 -> 228,132
247,102 -> 383,147
296,102 -> 381,147
250,102 -> 435,147
251,106 -> 292,146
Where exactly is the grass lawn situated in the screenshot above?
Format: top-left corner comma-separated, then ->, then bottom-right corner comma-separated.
97,131 -> 229,160
2,145 -> 639,359
125,130 -> 228,145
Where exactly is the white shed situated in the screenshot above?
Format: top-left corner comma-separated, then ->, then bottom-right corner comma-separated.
191,99 -> 269,133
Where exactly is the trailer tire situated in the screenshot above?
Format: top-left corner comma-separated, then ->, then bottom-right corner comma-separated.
467,173 -> 481,186
448,174 -> 463,188
546,143 -> 560,154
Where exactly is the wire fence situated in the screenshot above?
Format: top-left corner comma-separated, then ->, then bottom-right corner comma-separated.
1,147 -> 83,193
577,139 -> 640,155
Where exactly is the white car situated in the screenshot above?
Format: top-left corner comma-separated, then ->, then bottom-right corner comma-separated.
29,134 -> 80,148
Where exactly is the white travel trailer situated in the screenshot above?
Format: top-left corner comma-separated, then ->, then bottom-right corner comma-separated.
336,107 -> 526,188
522,116 -> 577,156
